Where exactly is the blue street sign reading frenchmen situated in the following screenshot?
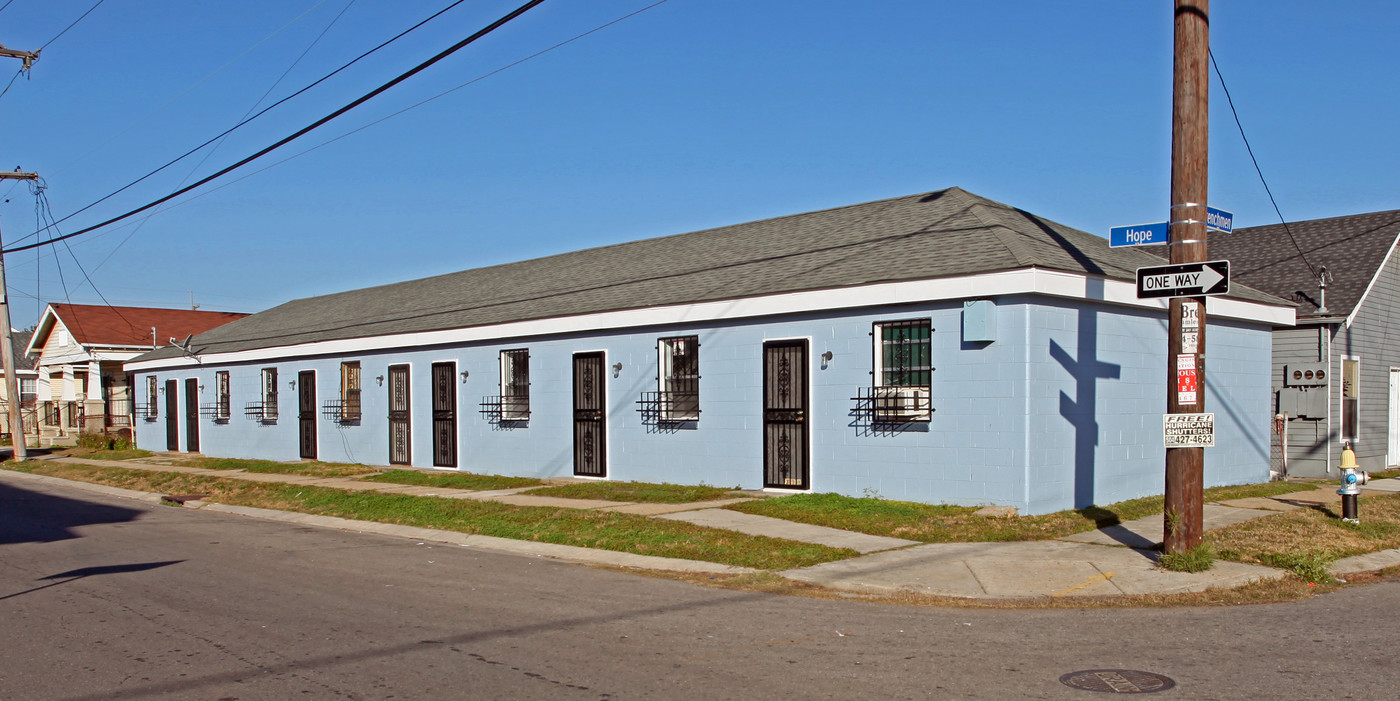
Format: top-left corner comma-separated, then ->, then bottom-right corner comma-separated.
1205,206 -> 1233,233
1110,221 -> 1169,247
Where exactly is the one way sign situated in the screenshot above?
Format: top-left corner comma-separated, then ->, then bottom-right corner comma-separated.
1136,260 -> 1230,299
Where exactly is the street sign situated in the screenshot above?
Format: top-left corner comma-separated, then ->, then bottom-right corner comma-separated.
1136,260 -> 1230,299
1205,206 -> 1233,233
1110,221 -> 1168,247
1163,413 -> 1214,448
1111,206 -> 1232,247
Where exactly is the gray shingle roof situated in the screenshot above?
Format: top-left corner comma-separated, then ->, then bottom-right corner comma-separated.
1208,209 -> 1400,318
134,187 -> 1288,362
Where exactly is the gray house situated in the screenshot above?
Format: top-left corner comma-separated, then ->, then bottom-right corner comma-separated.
126,188 -> 1292,514
1211,209 -> 1400,477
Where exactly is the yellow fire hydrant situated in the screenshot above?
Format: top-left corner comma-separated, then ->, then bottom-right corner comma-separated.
1338,441 -> 1367,524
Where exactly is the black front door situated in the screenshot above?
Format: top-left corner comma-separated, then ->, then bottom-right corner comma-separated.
388,364 -> 411,465
165,379 -> 178,451
763,340 -> 809,489
184,378 -> 200,453
432,362 -> 457,467
298,371 -> 316,459
572,352 -> 606,477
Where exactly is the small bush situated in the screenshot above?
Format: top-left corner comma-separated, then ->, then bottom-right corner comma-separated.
1262,552 -> 1334,584
1158,543 -> 1216,573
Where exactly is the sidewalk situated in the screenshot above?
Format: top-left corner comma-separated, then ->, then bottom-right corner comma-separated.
10,453 -> 1400,600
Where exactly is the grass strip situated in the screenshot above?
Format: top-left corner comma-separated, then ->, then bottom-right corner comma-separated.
362,469 -> 542,491
171,457 -> 379,478
1209,490 -> 1400,582
524,480 -> 734,504
57,448 -> 155,461
728,481 -> 1318,543
4,463 -> 851,570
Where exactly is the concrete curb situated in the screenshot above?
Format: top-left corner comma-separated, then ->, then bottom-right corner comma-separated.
0,470 -> 755,576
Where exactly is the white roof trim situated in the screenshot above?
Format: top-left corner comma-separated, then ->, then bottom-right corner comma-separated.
125,268 -> 1295,371
1344,228 -> 1400,329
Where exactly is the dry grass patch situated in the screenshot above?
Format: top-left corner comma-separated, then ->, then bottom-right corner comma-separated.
172,457 -> 378,478
525,481 -> 735,504
1209,491 -> 1400,582
3,462 -> 851,571
55,447 -> 155,461
362,469 -> 541,491
728,482 -> 1318,543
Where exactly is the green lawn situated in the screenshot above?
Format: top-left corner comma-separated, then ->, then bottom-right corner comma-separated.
727,481 -> 1318,543
524,480 -> 735,504
172,457 -> 379,478
3,462 -> 850,570
362,469 -> 542,491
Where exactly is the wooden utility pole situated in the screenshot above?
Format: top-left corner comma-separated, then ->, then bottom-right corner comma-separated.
0,172 -> 37,461
1164,0 -> 1210,553
0,40 -> 41,461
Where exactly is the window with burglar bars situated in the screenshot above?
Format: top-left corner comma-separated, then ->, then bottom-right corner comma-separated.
340,362 -> 362,421
215,371 -> 230,420
870,319 -> 933,422
658,336 -> 700,421
500,349 -> 530,421
260,367 -> 279,420
1342,357 -> 1359,442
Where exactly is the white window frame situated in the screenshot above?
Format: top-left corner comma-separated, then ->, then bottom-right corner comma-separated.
500,349 -> 529,421
261,367 -> 279,421
1341,355 -> 1360,444
340,361 -> 362,421
215,371 -> 230,420
657,335 -> 700,422
872,318 -> 933,422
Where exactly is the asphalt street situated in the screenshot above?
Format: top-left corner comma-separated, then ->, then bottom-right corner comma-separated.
1,476 -> 1396,700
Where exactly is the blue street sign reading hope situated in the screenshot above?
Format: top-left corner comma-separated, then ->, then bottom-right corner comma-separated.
1110,222 -> 1168,247
1110,206 -> 1234,247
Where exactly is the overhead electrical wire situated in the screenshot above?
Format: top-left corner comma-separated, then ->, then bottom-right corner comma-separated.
39,0 -> 105,50
14,0 -> 472,246
15,0 -> 667,266
86,0 -> 361,277
6,0 -> 548,255
31,179 -> 141,336
1209,49 -> 1316,278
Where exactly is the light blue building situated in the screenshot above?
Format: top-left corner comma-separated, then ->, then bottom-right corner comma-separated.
126,188 -> 1293,514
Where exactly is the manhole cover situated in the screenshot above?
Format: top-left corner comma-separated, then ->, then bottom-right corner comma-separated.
1059,669 -> 1175,694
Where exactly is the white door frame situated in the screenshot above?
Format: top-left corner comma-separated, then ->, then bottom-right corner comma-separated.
1388,368 -> 1400,467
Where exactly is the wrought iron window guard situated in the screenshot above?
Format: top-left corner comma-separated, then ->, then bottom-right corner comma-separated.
636,391 -> 701,424
134,403 -> 159,421
851,386 -> 933,423
479,395 -> 529,423
199,402 -> 232,422
244,401 -> 278,422
321,399 -> 361,423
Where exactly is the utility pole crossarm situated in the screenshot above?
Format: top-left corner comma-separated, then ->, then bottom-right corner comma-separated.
0,44 -> 39,71
0,171 -> 38,181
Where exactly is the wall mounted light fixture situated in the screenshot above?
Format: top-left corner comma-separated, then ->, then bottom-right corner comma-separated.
376,375 -> 384,386
289,380 -> 297,389
821,350 -> 834,369
460,370 -> 470,381
611,362 -> 623,378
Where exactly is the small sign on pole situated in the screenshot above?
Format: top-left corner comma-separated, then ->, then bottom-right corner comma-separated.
1163,413 -> 1214,448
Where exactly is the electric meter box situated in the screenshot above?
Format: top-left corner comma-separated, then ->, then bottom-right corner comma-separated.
1284,364 -> 1328,387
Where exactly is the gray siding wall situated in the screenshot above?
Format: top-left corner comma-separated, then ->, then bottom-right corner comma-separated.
1336,244 -> 1400,472
1272,324 -> 1331,477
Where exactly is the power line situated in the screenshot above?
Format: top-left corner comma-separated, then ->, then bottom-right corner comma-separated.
6,0 -> 547,255
17,0 -> 472,246
16,0 -> 667,262
44,0 -> 334,182
39,0 -> 105,50
0,1 -> 16,16
1209,49 -> 1316,278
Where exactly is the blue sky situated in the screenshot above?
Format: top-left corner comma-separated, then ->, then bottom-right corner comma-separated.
0,0 -> 1393,328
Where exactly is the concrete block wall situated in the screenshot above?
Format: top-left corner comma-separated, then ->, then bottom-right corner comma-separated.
133,296 -> 1275,515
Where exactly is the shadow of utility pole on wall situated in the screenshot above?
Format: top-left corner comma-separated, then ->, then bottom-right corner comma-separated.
1050,292 -> 1122,509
